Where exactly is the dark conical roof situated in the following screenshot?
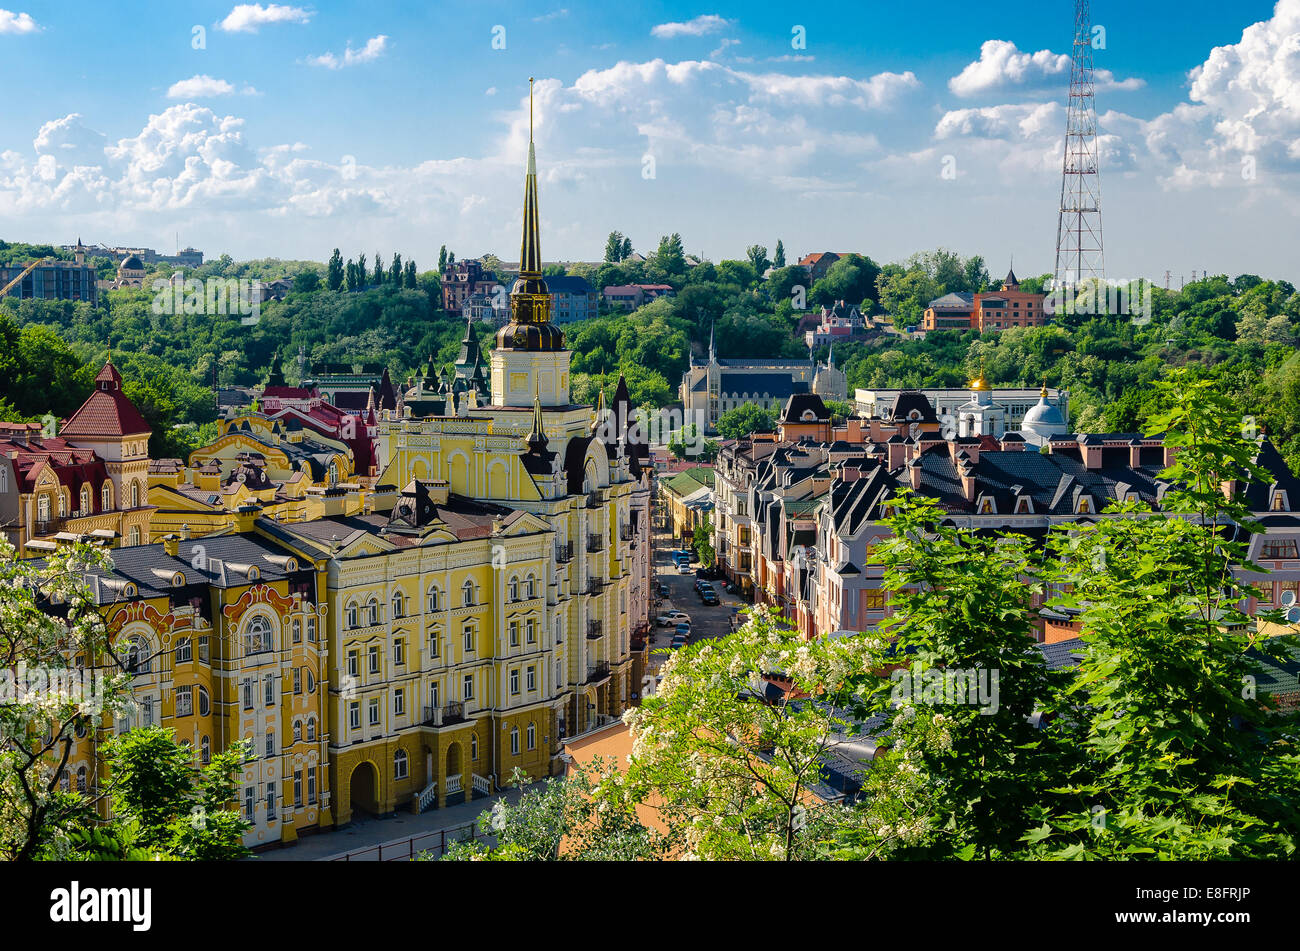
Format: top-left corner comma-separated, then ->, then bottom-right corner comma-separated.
1004,265 -> 1019,287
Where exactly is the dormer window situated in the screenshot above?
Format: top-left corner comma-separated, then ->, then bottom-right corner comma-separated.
979,497 -> 995,515
1015,497 -> 1032,514
1272,490 -> 1289,512
1076,496 -> 1092,514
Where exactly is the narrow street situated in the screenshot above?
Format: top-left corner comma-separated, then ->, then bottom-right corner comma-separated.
646,526 -> 750,675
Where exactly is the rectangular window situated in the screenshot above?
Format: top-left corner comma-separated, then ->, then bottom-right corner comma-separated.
509,621 -> 519,647
510,669 -> 519,695
429,633 -> 440,658
463,625 -> 474,652
394,688 -> 405,716
265,675 -> 276,707
368,645 -> 380,674
526,666 -> 536,691
462,674 -> 474,701
198,636 -> 209,663
394,639 -> 405,666
244,787 -> 254,821
266,783 -> 276,821
176,685 -> 193,717
511,730 -> 520,755
347,651 -> 359,678
307,767 -> 317,804
242,679 -> 253,711
526,619 -> 535,644
348,702 -> 360,730
864,589 -> 886,612
265,732 -> 275,757
368,698 -> 380,726
293,770 -> 303,808
430,681 -> 440,708
176,639 -> 192,663
293,668 -> 302,695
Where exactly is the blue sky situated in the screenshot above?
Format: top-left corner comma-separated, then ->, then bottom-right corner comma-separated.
1,1 -> 1296,282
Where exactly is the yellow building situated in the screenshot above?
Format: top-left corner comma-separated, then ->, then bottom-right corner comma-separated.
148,413 -> 363,538
56,529 -> 333,848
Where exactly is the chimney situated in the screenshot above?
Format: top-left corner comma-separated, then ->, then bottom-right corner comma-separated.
1081,440 -> 1103,470
323,487 -> 347,517
233,503 -> 259,533
161,534 -> 179,558
958,460 -> 976,502
907,456 -> 921,491
1000,436 -> 1025,452
886,436 -> 906,470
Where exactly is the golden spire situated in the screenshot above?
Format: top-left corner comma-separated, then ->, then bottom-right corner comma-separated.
1040,376 -> 1049,398
520,77 -> 542,278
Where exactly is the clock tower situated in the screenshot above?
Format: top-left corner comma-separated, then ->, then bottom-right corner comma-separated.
491,78 -> 572,408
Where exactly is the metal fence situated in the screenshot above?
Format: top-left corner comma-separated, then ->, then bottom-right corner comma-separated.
326,821 -> 487,861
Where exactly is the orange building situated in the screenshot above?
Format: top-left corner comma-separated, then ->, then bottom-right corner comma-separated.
922,267 -> 1047,332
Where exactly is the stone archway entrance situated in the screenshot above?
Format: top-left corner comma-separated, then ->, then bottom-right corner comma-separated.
350,761 -> 379,816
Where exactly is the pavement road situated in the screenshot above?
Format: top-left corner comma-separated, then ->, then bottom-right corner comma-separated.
646,530 -> 750,673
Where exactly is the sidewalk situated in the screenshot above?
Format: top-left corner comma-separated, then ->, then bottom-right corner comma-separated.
254,784 -> 526,861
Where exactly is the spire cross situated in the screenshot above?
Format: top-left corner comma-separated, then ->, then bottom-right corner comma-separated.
529,77 -> 534,142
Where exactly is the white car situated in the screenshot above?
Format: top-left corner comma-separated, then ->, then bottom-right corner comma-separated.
656,611 -> 691,627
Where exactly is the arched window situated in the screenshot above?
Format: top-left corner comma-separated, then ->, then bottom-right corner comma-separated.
76,765 -> 87,792
37,494 -> 50,523
57,492 -> 67,517
510,727 -> 520,756
80,485 -> 90,513
366,598 -> 379,626
306,618 -> 317,642
130,481 -> 140,508
245,616 -> 272,655
122,636 -> 150,675
291,619 -> 301,643
527,721 -> 536,750
0,467 -> 6,493
393,749 -> 408,779
293,720 -> 302,742
470,733 -> 478,760
200,735 -> 211,765
346,602 -> 358,629
198,686 -> 210,717
427,585 -> 440,612
462,580 -> 475,606
525,574 -> 536,599
391,591 -> 404,619
306,716 -> 316,741
507,577 -> 519,601
101,483 -> 112,511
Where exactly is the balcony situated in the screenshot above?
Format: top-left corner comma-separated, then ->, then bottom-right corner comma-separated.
422,701 -> 468,727
585,662 -> 611,684
587,619 -> 603,639
586,577 -> 605,595
586,534 -> 604,553
555,543 -> 573,564
33,517 -> 66,537
585,491 -> 603,509
619,524 -> 633,541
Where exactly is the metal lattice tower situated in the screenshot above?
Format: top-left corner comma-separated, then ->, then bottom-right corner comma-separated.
1053,0 -> 1104,289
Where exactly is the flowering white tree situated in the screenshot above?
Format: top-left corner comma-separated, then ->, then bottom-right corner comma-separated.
616,606 -> 879,860
0,539 -> 132,861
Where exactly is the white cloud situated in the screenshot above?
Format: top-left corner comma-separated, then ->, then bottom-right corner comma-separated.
307,35 -> 389,69
167,75 -> 237,99
532,9 -> 568,22
218,3 -> 311,33
949,39 -> 1144,97
485,87 -> 497,96
651,15 -> 732,39
0,8 -> 37,33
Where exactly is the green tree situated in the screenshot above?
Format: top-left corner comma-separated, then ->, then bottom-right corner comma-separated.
746,245 -> 770,276
293,268 -> 321,294
372,252 -> 384,286
405,260 -> 418,289
773,240 -> 786,269
715,402 -> 777,440
0,541 -> 129,861
389,253 -> 403,286
102,727 -> 252,860
654,233 -> 686,278
604,231 -> 626,263
438,245 -> 447,271
692,513 -> 716,567
326,249 -> 344,291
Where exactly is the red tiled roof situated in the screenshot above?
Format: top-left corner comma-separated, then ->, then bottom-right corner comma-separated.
61,361 -> 151,438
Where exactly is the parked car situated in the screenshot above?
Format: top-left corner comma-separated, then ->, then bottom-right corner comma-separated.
677,563 -> 692,574
656,611 -> 690,626
694,577 -> 712,592
657,582 -> 670,597
674,623 -> 691,637
670,635 -> 688,649
701,591 -> 720,605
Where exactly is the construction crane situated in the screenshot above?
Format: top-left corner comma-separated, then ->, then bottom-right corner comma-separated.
0,257 -> 50,298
